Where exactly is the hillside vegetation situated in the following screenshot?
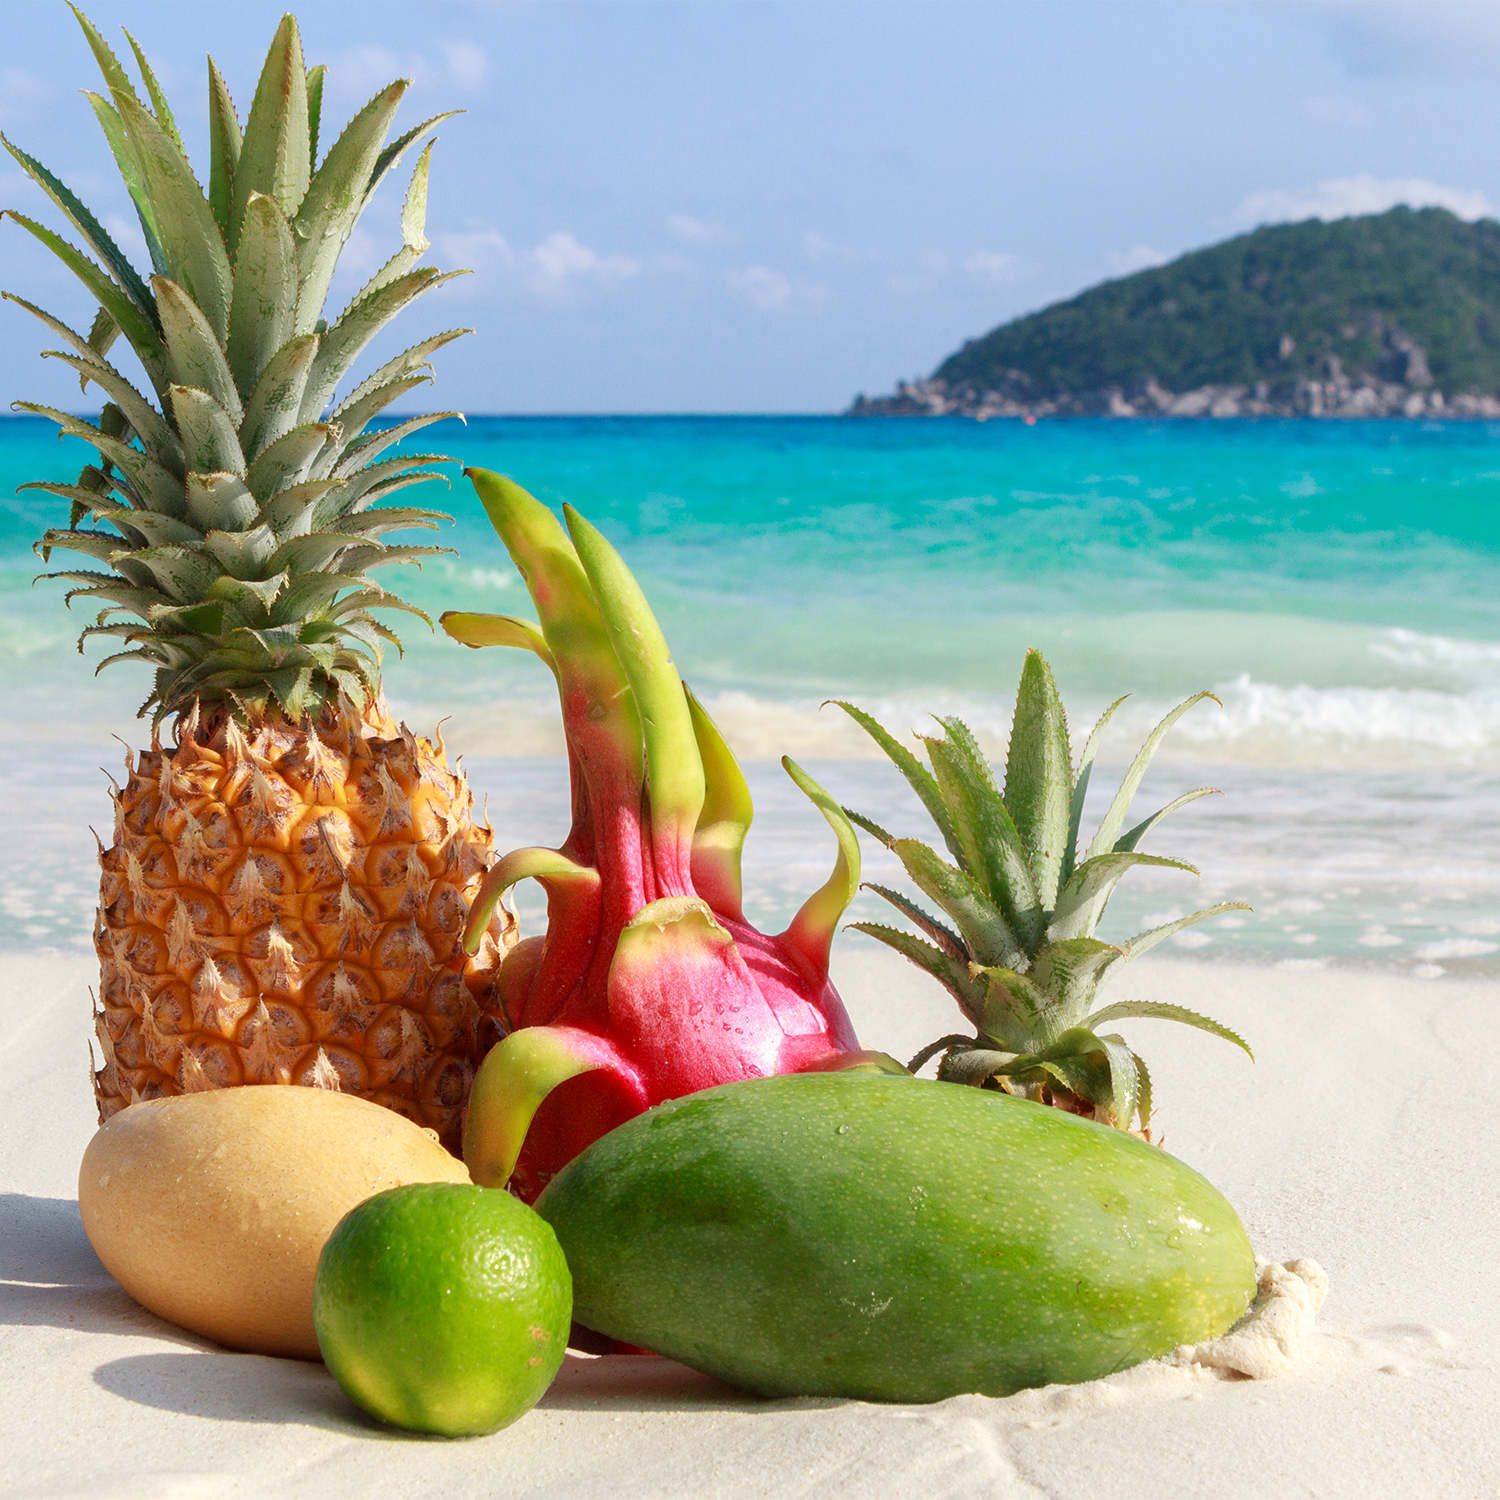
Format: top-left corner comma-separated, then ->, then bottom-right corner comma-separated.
854,207 -> 1500,417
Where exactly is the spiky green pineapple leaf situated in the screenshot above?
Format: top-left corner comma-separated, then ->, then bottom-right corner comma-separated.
79,89 -> 168,276
337,505 -> 447,538
969,963 -> 1053,1051
227,193 -> 299,395
1082,999 -> 1254,1060
890,837 -> 1026,970
331,376 -> 432,442
184,472 -> 257,532
203,524 -> 277,580
305,65 -> 325,172
301,267 -> 467,423
860,883 -> 966,961
0,132 -> 156,316
1121,901 -> 1252,960
1062,693 -> 1128,885
1028,936 -> 1126,1031
1084,691 -> 1218,861
128,545 -> 219,602
1003,649 -> 1074,911
247,423 -> 332,500
337,455 -> 453,510
170,386 -> 244,476
15,403 -> 182,515
333,330 -> 468,424
1114,787 -> 1221,852
843,805 -> 899,847
367,111 -> 461,208
847,922 -> 985,1026
925,717 -> 1044,950
228,15 -> 310,251
937,1046 -> 1023,1085
68,499 -> 199,549
292,79 -> 408,332
36,528 -> 126,566
329,412 -> 459,476
111,88 -> 232,341
2,212 -> 166,386
354,141 -> 436,304
238,334 -> 319,459
330,589 -> 433,628
121,27 -> 182,151
1134,1051 -> 1153,1132
1091,1033 -> 1141,1128
1049,850 -> 1198,943
7,292 -> 177,461
206,56 -> 242,237
258,479 -> 337,538
828,701 -> 964,867
154,276 -> 241,422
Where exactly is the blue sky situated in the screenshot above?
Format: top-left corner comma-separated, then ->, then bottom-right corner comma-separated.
3,0 -> 1500,412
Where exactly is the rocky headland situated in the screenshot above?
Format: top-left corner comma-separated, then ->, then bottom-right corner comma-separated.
851,206 -> 1500,420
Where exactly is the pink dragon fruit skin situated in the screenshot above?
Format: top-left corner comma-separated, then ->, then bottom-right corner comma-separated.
442,471 -> 872,1200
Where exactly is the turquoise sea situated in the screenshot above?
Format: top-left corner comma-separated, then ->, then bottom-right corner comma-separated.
4,414 -> 1500,975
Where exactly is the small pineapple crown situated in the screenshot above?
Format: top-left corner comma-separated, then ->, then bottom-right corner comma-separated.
838,648 -> 1252,1134
4,7 -> 471,725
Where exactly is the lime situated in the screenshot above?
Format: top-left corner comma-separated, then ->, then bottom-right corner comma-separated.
314,1182 -> 572,1436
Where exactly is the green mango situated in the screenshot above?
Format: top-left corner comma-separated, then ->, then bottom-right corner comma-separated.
534,1071 -> 1256,1402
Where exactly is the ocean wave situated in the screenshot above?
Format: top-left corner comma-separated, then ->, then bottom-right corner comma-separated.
424,675 -> 1500,772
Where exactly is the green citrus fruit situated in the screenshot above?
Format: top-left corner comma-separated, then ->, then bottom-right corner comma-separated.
314,1182 -> 572,1436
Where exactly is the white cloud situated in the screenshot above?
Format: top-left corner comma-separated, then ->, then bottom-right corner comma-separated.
729,265 -> 792,310
431,227 -> 640,296
668,214 -> 730,245
532,231 -> 639,284
442,41 -> 488,90
1103,244 -> 1169,276
438,228 -> 514,267
325,46 -> 411,103
1230,174 -> 1491,227
964,251 -> 1019,280
322,41 -> 485,101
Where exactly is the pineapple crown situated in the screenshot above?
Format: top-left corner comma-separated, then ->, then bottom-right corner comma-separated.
4,7 -> 469,725
838,649 -> 1252,1134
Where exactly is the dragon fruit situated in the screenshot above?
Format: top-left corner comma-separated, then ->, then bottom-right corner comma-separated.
442,471 -> 879,1199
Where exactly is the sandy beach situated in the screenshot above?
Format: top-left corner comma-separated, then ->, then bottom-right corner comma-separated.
3,943 -> 1495,1498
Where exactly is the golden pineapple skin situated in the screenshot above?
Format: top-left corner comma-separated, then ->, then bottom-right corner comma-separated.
91,700 -> 516,1154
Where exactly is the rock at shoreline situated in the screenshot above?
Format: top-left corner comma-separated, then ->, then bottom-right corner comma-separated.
848,368 -> 1500,420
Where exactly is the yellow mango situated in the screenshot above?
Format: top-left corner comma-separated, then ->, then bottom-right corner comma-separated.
78,1087 -> 471,1359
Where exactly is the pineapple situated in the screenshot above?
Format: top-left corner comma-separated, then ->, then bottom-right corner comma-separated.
838,650 -> 1251,1135
3,10 -> 515,1150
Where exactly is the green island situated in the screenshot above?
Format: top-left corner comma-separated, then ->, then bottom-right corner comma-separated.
851,205 -> 1500,418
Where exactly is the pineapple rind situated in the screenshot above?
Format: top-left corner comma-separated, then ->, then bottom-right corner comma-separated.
841,650 -> 1252,1131
92,701 -> 516,1152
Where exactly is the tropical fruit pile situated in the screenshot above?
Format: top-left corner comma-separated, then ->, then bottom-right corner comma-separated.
11,8 -> 1267,1442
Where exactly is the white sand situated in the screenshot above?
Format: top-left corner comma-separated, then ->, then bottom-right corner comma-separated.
2,946 -> 1496,1498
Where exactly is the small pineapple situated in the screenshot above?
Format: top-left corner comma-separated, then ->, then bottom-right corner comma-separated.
838,650 -> 1251,1135
4,10 -> 515,1150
